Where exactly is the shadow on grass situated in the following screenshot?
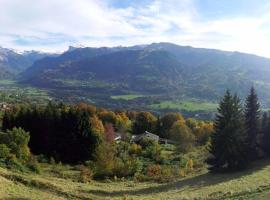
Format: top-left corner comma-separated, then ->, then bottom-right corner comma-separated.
87,159 -> 270,198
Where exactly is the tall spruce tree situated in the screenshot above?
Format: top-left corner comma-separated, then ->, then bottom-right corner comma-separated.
207,90 -> 249,171
244,87 -> 260,159
261,112 -> 270,155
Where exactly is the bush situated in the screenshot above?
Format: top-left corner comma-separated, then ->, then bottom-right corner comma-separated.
93,142 -> 116,178
0,127 -> 30,162
144,142 -> 164,162
129,143 -> 142,155
79,165 -> 93,183
112,156 -> 142,177
26,156 -> 41,173
36,154 -> 49,163
5,155 -> 26,172
0,144 -> 10,160
138,138 -> 155,149
146,164 -> 161,177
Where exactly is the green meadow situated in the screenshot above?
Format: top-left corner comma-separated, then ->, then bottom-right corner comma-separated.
149,101 -> 218,111
111,94 -> 145,100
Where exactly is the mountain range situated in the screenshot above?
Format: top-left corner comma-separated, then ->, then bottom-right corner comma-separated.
0,47 -> 56,78
2,42 -> 270,111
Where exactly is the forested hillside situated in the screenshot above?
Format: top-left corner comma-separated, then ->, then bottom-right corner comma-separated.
17,43 -> 270,112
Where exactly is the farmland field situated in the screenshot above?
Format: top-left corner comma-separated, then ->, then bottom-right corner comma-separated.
149,101 -> 218,111
0,79 -> 51,104
111,94 -> 145,100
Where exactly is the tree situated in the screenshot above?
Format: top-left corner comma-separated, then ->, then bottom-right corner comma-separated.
132,112 -> 157,134
261,112 -> 270,155
0,127 -> 30,161
89,115 -> 104,135
194,122 -> 214,145
169,120 -> 195,152
207,90 -> 249,171
104,123 -> 115,143
160,113 -> 184,138
244,87 -> 260,159
98,111 -> 117,125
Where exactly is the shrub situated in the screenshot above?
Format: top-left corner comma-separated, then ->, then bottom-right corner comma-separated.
5,155 -> 26,172
161,165 -> 174,178
79,165 -> 93,183
129,143 -> 142,155
146,164 -> 161,177
36,154 -> 49,163
0,127 -> 30,162
0,144 -> 10,160
144,142 -> 163,162
93,142 -> 116,178
138,138 -> 155,149
26,156 -> 41,173
113,156 -> 142,177
186,159 -> 194,171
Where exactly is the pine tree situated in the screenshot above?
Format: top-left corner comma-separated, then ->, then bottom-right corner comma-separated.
261,112 -> 270,155
244,87 -> 260,159
207,90 -> 249,171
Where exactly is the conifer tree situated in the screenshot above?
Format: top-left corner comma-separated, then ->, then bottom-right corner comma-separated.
207,90 -> 249,171
244,87 -> 260,159
261,112 -> 270,155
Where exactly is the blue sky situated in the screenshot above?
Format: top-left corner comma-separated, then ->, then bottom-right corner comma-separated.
1,0 -> 270,57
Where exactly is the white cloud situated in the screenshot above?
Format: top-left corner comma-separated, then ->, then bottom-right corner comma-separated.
0,0 -> 270,57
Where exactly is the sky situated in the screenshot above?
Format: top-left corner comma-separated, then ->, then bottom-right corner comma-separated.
1,0 -> 270,57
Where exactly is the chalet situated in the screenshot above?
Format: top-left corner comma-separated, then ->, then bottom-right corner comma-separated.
132,131 -> 159,143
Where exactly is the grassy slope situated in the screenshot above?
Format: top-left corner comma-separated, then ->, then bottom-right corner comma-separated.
1,160 -> 270,200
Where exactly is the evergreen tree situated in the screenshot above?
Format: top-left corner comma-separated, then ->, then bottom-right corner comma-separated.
207,90 -> 249,171
261,112 -> 270,155
244,87 -> 260,159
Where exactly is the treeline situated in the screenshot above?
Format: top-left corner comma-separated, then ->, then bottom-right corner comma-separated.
2,102 -> 213,163
208,87 -> 270,171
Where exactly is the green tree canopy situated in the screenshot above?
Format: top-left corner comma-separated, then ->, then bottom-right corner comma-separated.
207,90 -> 249,171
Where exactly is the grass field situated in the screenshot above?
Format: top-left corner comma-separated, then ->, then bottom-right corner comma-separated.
0,80 -> 51,104
149,101 -> 218,111
0,79 -> 17,85
111,94 -> 145,100
1,160 -> 270,199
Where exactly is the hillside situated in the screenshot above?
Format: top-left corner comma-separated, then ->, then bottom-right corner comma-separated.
19,43 -> 270,110
1,159 -> 270,199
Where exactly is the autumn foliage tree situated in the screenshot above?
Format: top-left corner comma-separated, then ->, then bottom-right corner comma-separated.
132,112 -> 157,134
159,113 -> 184,138
169,120 -> 195,152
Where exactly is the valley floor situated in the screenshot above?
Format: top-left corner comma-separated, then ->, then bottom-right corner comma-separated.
1,160 -> 270,200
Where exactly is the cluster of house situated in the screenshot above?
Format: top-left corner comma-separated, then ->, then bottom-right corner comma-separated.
115,131 -> 176,145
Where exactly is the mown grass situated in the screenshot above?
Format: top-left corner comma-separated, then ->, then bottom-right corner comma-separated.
111,94 -> 145,100
149,100 -> 218,111
1,159 -> 270,199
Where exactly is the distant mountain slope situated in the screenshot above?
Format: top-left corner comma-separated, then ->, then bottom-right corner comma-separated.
20,43 -> 270,105
0,47 -> 57,78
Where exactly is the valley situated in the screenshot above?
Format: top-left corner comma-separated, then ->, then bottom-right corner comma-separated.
2,43 -> 270,119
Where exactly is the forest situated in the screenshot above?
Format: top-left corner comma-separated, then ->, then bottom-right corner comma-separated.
0,87 -> 270,180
